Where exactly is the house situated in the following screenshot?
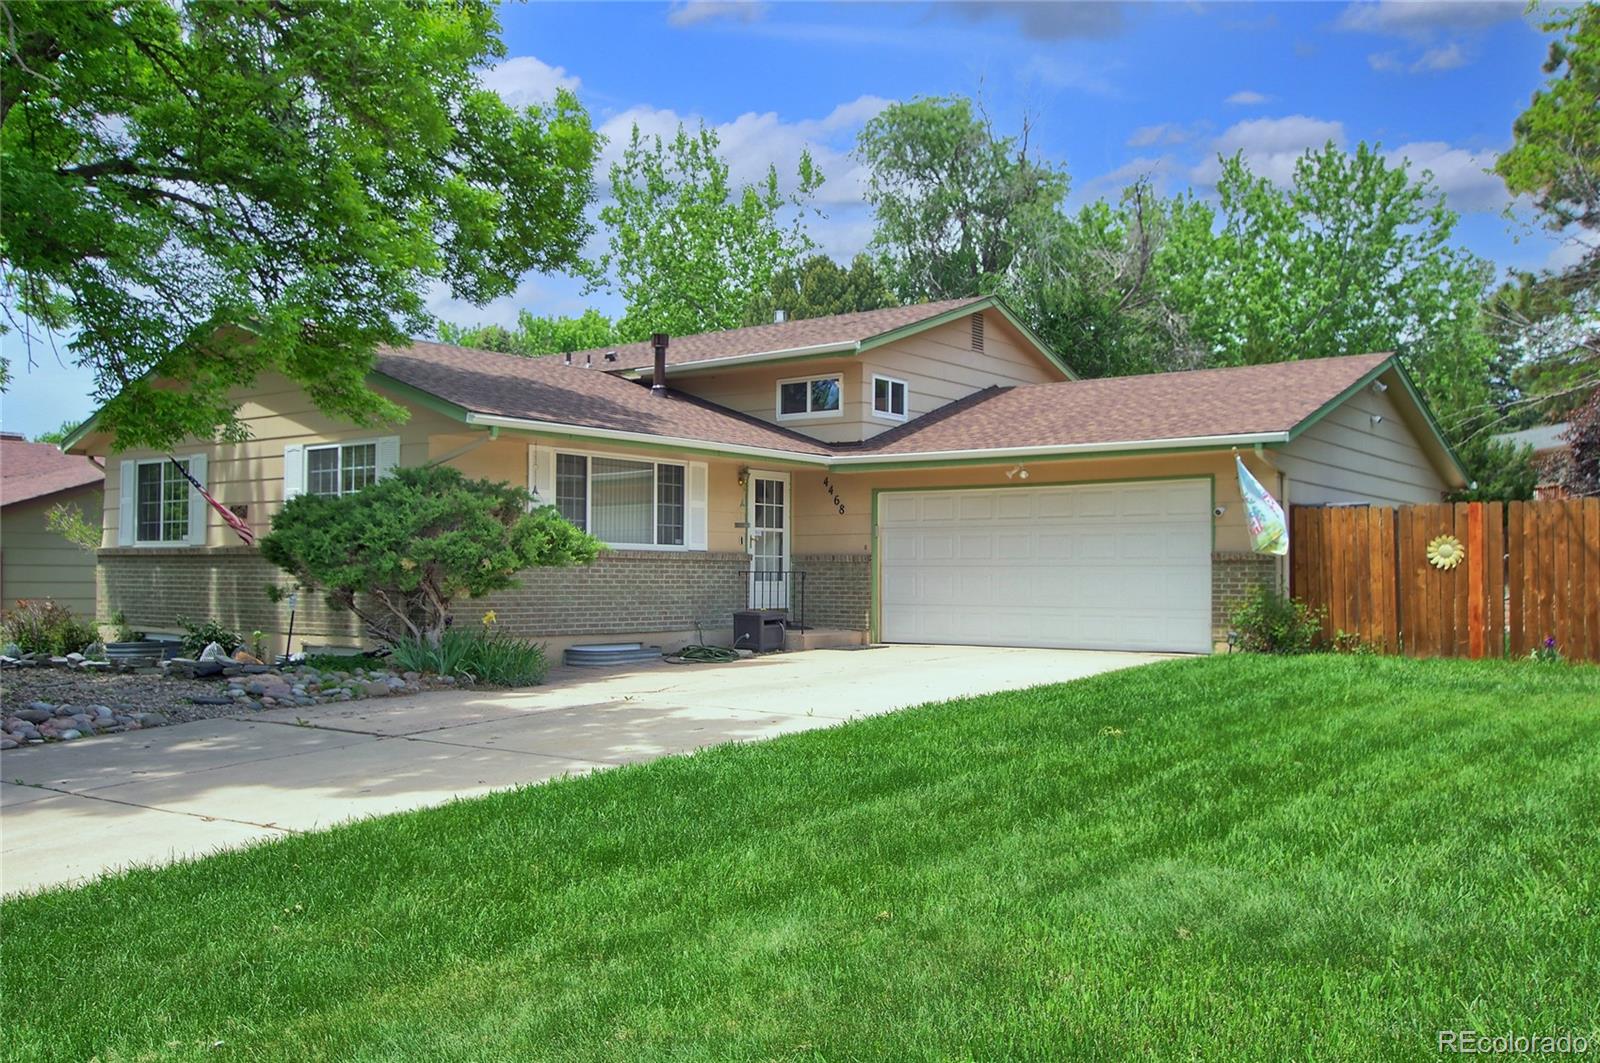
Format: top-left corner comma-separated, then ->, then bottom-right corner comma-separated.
1493,422 -> 1571,500
1,432 -> 105,619
61,296 -> 1466,655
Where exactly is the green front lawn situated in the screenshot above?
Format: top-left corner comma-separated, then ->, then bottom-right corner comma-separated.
3,656 -> 1598,1061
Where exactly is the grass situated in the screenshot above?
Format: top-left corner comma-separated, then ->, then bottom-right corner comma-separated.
3,655 -> 1598,1061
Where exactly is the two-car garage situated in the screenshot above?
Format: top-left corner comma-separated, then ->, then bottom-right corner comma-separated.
875,479 -> 1214,654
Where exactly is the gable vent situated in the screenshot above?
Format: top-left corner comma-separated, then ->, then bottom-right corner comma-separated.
970,312 -> 985,352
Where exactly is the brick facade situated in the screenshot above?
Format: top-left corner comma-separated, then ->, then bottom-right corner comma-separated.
1211,550 -> 1281,642
99,546 -> 361,644
477,550 -> 748,638
792,553 -> 872,631
99,547 -> 873,649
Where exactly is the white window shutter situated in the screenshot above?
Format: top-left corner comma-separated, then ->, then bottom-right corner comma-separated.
376,436 -> 401,479
686,461 -> 708,550
118,461 -> 136,546
186,453 -> 208,547
530,445 -> 555,506
282,444 -> 305,502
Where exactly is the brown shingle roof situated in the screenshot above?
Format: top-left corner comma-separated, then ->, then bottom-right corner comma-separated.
571,297 -> 986,371
849,353 -> 1394,455
374,342 -> 832,456
1,435 -> 105,507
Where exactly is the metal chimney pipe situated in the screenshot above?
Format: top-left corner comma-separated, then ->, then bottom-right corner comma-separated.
651,332 -> 669,394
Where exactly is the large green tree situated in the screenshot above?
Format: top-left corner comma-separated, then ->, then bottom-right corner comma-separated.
857,97 -> 1069,302
1,0 -> 599,450
598,123 -> 822,339
1491,4 -> 1599,493
741,254 -> 896,327
437,308 -> 619,356
1172,145 -> 1497,431
1007,179 -> 1218,378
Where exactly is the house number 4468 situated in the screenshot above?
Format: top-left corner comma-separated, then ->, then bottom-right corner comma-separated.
822,476 -> 847,515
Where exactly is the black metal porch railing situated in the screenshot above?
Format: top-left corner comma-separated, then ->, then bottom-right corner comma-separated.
739,568 -> 806,630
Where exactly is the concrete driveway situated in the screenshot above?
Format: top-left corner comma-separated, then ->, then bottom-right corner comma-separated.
0,645 -> 1166,894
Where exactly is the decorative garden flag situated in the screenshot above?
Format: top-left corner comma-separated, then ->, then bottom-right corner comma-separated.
1235,455 -> 1287,556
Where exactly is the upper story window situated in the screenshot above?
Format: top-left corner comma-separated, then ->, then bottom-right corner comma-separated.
135,458 -> 191,543
776,374 -> 843,421
555,452 -> 685,547
306,442 -> 378,497
872,375 -> 908,421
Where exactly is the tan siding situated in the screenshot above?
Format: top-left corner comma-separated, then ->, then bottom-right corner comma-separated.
1278,386 -> 1448,506
669,310 -> 1067,443
96,374 -> 753,556
671,358 -> 864,443
2,488 -> 101,618
861,310 -> 1063,437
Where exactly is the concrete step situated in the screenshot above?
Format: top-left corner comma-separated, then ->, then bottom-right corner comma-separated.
783,627 -> 868,652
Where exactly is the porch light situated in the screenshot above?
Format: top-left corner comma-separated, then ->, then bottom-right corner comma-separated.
1006,465 -> 1029,480
1370,414 -> 1385,427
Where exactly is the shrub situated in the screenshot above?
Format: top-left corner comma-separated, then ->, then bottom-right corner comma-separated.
259,466 -> 601,646
1229,585 -> 1324,655
109,610 -> 145,643
176,615 -> 244,657
387,625 -> 548,687
3,599 -> 100,656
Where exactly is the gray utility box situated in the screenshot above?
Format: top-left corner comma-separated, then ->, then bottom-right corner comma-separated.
733,609 -> 786,653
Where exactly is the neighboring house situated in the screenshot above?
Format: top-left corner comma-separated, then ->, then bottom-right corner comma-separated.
1,432 -> 104,619
63,296 -> 1466,655
1493,422 -> 1571,500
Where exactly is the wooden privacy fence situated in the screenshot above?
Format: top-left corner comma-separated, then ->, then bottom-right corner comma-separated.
1289,499 -> 1600,661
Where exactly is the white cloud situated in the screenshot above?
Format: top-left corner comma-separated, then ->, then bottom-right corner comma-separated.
1225,90 -> 1269,106
667,1 -> 767,27
1385,141 -> 1507,212
1127,123 -> 1195,148
1020,55 -> 1122,97
1083,155 -> 1182,199
1336,1 -> 1523,36
480,56 -> 580,108
939,1 -> 1128,40
1191,115 -> 1347,187
1370,41 -> 1468,73
1412,42 -> 1468,71
597,95 -> 891,209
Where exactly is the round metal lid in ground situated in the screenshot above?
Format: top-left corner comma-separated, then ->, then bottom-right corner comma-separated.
562,642 -> 663,667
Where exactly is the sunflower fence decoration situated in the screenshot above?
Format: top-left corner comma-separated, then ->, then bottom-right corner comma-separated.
1426,533 -> 1465,570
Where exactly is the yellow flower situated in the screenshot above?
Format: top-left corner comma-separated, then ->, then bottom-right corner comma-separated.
481,609 -> 497,627
1427,534 -> 1464,570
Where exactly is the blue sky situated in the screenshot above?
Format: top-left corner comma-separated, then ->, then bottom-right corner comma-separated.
1,0 -> 1565,439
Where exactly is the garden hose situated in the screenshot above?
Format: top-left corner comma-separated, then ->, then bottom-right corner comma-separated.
674,644 -> 742,663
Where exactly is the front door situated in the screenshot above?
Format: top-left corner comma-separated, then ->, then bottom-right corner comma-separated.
748,472 -> 790,609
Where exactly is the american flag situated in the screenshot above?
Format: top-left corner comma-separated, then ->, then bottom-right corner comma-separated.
169,456 -> 255,546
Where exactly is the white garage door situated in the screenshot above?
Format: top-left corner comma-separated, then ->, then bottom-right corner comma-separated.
878,480 -> 1213,653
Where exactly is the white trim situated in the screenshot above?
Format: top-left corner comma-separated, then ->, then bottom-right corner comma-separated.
829,433 -> 1294,467
300,435 -> 397,498
746,469 -> 791,609
463,413 -> 831,465
552,447 -> 694,552
127,455 -> 202,547
870,374 -> 909,422
463,412 -> 1291,469
117,460 -> 136,547
775,372 -> 845,423
615,339 -> 858,377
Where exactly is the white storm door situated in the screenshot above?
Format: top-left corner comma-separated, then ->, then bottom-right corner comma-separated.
748,472 -> 791,609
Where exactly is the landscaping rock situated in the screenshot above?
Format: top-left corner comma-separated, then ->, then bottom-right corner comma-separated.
17,708 -> 51,724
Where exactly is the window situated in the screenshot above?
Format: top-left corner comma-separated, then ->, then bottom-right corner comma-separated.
554,453 -> 685,547
135,459 -> 190,543
306,442 -> 378,498
872,375 -> 908,421
776,374 -> 842,420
